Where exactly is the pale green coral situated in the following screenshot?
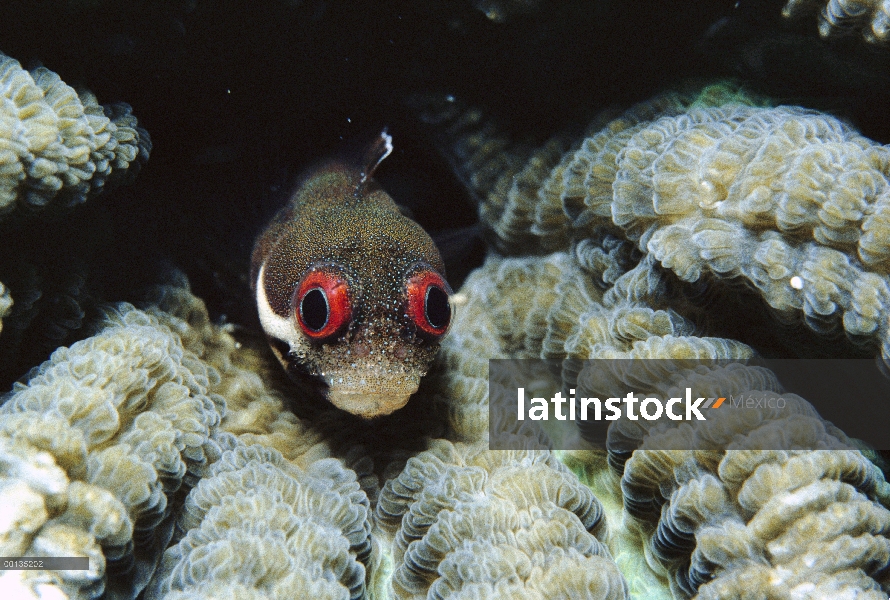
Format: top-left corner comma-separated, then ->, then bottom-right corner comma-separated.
433,252 -> 577,441
145,284 -> 329,468
608,104 -> 890,361
0,284 -> 330,600
376,440 -> 627,599
421,84 -> 890,600
420,83 -> 768,256
0,280 -> 11,334
0,51 -> 151,214
606,362 -> 890,598
783,0 -> 890,44
146,437 -> 370,600
428,85 -> 890,364
623,446 -> 890,599
0,303 -> 223,599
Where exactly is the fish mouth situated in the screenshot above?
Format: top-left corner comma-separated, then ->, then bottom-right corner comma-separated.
327,383 -> 419,418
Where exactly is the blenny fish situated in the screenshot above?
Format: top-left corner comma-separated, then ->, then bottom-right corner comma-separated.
251,131 -> 452,418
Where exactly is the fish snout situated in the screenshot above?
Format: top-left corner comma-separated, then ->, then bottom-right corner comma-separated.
326,373 -> 421,418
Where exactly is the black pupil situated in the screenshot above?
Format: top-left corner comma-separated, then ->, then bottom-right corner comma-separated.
424,285 -> 450,330
301,288 -> 329,331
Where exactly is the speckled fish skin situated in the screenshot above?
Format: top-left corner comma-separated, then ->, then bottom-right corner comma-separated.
251,132 -> 450,418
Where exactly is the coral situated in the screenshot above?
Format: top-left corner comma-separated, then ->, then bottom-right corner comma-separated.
547,85 -> 770,251
0,279 -> 11,333
0,51 -> 151,215
612,362 -> 890,598
633,448 -> 890,599
0,305 -> 223,599
472,0 -> 542,22
609,104 -> 890,361
0,284 -> 327,600
480,134 -> 574,254
0,261 -> 93,388
783,0 -> 890,44
423,85 -> 890,599
433,245 -> 754,447
432,192 -> 888,598
433,251 -> 577,441
417,83 -> 768,256
376,439 -> 628,599
146,436 -> 370,600
433,85 -> 890,364
145,283 -> 329,468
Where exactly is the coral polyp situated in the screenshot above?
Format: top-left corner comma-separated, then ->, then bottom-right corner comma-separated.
1,5 -> 890,598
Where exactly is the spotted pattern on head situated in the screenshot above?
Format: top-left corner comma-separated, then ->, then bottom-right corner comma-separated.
252,132 -> 452,418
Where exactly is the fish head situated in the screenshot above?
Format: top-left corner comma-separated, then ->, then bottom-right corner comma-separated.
256,197 -> 452,418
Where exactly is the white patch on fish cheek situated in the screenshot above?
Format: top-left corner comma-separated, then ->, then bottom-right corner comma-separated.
256,262 -> 302,353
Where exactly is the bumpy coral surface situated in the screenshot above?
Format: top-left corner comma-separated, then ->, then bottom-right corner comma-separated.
0,303 -> 224,599
422,84 -> 890,600
428,86 -> 890,366
433,252 -> 583,441
376,439 -> 628,599
0,284 -> 333,600
620,406 -> 890,598
434,249 -> 753,445
147,436 -> 370,600
610,105 -> 890,355
0,52 -> 151,214
421,83 -> 768,257
784,0 -> 890,44
145,284 -> 329,469
0,280 -> 11,333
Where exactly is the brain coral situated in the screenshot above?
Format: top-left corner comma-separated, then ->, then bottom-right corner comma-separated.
566,357 -> 890,599
424,86 -> 890,365
146,436 -> 370,600
608,104 -> 890,362
417,83 -> 768,256
433,244 -> 753,444
0,280 -> 11,333
617,385 -> 890,598
0,283 -> 329,600
376,439 -> 628,599
144,283 -> 328,468
783,0 -> 890,44
0,51 -> 151,215
0,304 -> 224,599
433,251 -> 583,441
420,84 -> 890,600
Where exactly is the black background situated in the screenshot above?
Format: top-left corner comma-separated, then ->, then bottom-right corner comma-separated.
0,0 -> 888,385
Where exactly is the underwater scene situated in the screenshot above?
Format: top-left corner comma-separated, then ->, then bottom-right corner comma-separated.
2,0 -> 890,598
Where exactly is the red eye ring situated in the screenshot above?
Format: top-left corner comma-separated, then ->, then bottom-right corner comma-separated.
406,270 -> 452,338
295,270 -> 352,341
